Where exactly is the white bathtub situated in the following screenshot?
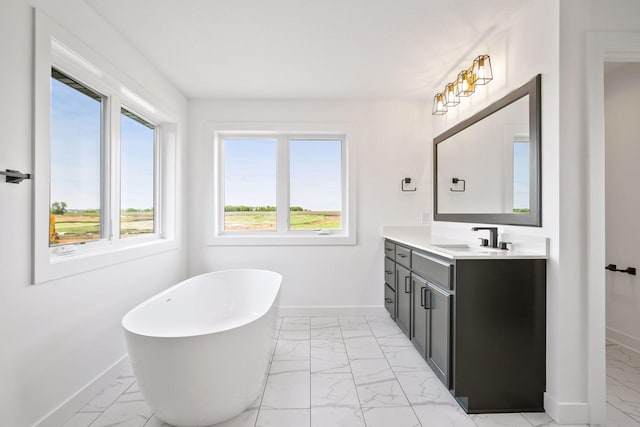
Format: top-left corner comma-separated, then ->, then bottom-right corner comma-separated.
122,269 -> 281,427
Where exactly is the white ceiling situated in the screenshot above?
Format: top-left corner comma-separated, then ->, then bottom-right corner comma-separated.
85,0 -> 525,99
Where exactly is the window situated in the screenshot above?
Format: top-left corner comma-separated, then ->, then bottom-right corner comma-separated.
289,139 -> 343,230
48,68 -> 159,248
34,10 -> 178,283
223,139 -> 277,231
120,109 -> 156,238
50,69 -> 104,246
212,127 -> 355,245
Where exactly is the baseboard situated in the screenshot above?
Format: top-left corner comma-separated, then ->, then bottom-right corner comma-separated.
544,392 -> 590,424
607,327 -> 640,354
33,354 -> 130,427
279,305 -> 388,317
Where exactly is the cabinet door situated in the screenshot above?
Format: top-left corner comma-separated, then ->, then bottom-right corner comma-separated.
411,274 -> 428,357
395,264 -> 411,337
426,282 -> 452,388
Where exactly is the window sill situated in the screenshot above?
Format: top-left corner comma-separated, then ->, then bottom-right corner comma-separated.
34,237 -> 179,284
207,233 -> 356,246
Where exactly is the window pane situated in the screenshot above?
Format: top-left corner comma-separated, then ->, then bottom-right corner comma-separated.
289,139 -> 342,230
120,109 -> 155,238
50,69 -> 102,246
224,139 -> 277,231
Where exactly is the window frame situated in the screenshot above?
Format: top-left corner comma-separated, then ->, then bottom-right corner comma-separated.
33,10 -> 178,284
208,123 -> 357,246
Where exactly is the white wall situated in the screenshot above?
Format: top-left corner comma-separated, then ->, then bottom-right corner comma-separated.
188,99 -> 429,311
604,63 -> 640,349
0,1 -> 188,426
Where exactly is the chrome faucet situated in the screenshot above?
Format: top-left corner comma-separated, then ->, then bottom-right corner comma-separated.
472,227 -> 498,248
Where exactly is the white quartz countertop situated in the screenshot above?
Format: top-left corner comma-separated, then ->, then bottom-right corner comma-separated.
383,228 -> 548,260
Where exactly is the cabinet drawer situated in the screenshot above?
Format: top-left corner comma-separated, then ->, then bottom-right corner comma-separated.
384,258 -> 395,286
384,240 -> 396,258
412,251 -> 453,290
384,284 -> 396,320
395,245 -> 411,268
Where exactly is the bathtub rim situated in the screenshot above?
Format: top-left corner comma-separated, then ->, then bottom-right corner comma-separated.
122,268 -> 282,339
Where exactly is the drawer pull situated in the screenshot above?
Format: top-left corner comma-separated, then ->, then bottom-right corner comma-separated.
398,254 -> 408,258
385,297 -> 393,304
420,286 -> 426,308
385,270 -> 393,275
404,276 -> 410,293
424,289 -> 431,309
385,247 -> 393,251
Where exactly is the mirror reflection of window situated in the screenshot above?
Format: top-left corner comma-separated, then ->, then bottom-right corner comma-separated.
513,137 -> 530,213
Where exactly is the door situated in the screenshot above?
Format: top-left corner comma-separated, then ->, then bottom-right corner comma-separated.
395,264 -> 411,337
412,274 -> 428,357
426,282 -> 452,388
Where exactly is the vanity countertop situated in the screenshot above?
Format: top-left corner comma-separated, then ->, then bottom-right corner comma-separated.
383,228 -> 548,260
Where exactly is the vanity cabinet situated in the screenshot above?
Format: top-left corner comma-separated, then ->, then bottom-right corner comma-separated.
383,238 -> 546,414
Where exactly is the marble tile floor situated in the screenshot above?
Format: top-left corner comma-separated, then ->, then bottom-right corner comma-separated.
61,317 -> 640,427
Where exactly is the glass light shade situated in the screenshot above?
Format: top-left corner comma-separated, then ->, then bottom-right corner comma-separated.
472,54 -> 493,85
455,69 -> 475,97
443,82 -> 460,107
432,93 -> 447,115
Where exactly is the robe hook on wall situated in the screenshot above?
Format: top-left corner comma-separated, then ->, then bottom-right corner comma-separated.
401,177 -> 417,192
1,169 -> 31,184
450,177 -> 465,192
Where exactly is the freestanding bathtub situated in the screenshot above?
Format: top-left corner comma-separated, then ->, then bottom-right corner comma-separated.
122,269 -> 281,427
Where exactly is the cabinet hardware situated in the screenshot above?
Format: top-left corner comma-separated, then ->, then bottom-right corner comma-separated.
385,298 -> 393,304
398,253 -> 408,258
605,264 -> 636,275
420,286 -> 427,308
404,276 -> 410,293
385,247 -> 393,251
385,270 -> 393,275
424,289 -> 431,309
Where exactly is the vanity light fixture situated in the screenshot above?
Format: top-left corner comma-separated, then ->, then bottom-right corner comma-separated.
471,54 -> 493,85
432,54 -> 492,115
443,82 -> 460,107
455,69 -> 475,97
432,92 -> 447,115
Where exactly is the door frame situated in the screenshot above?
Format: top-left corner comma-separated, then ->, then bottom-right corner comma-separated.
586,32 -> 640,424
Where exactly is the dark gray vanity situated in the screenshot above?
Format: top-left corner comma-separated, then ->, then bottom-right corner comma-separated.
383,237 -> 546,414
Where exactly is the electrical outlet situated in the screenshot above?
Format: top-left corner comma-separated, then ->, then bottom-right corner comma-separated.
421,212 -> 431,224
